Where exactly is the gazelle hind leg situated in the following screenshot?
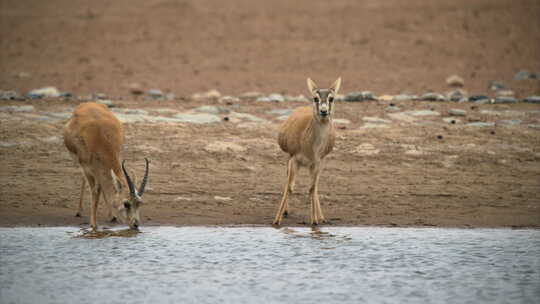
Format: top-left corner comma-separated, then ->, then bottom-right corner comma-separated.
273,158 -> 297,225
76,176 -> 86,217
283,160 -> 298,218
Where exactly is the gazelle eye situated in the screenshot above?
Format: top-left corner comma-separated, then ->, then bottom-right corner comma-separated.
313,97 -> 320,103
329,96 -> 334,102
124,202 -> 130,209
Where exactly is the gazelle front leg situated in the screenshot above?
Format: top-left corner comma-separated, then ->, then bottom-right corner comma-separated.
273,158 -> 298,225
76,176 -> 86,217
309,163 -> 325,225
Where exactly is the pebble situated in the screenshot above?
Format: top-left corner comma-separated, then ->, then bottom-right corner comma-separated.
446,75 -> 464,87
267,94 -> 285,102
488,80 -> 505,91
361,123 -> 390,129
255,96 -> 272,102
345,91 -> 376,102
446,89 -> 467,101
96,100 -> 114,108
523,96 -> 540,104
378,95 -> 394,101
15,72 -> 31,79
0,90 -> 22,100
405,110 -> 441,116
285,95 -> 309,102
387,112 -> 417,123
443,117 -> 460,124
192,89 -> 221,100
362,116 -> 391,124
194,105 -> 229,115
173,113 -> 221,124
472,98 -> 491,105
448,109 -> 466,116
466,122 -> 495,127
268,109 -> 293,116
384,105 -> 401,113
0,105 -> 35,112
494,96 -> 517,104
353,143 -> 380,155
468,95 -> 490,102
513,70 -> 536,80
495,90 -> 515,97
239,92 -> 264,99
333,118 -> 351,124
229,112 -> 267,123
498,119 -> 522,126
147,89 -> 163,98
27,87 -> 60,99
214,196 -> 233,201
393,94 -> 416,101
219,96 -> 240,104
420,92 -> 445,101
128,83 -> 144,95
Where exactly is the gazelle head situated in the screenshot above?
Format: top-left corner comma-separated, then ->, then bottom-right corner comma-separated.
307,77 -> 342,122
114,158 -> 150,230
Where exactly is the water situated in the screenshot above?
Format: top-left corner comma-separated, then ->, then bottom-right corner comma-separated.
1,227 -> 539,304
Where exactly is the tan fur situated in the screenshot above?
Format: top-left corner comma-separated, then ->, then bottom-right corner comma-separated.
273,78 -> 341,226
63,102 -> 125,230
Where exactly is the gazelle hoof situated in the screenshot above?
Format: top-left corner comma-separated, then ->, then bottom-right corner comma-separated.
283,211 -> 289,218
110,217 -> 117,223
75,212 -> 81,217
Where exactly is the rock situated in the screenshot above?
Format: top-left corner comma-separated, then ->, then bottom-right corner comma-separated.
165,93 -> 176,101
268,109 -> 293,116
384,105 -> 401,113
333,118 -> 351,124
27,87 -> 60,99
448,109 -> 466,116
466,122 -> 495,127
94,93 -> 107,100
495,90 -> 515,97
255,96 -> 271,102
0,90 -> 21,100
405,110 -> 441,116
219,96 -> 240,104
229,112 -> 267,123
345,91 -> 376,102
405,149 -> 428,156
469,95 -> 490,102
173,113 -> 221,124
128,83 -> 144,95
494,96 -> 517,104
498,119 -> 522,126
192,89 -> 221,100
443,117 -> 460,124
446,89 -> 467,101
46,112 -> 71,119
124,109 -> 149,115
362,116 -> 391,124
285,95 -> 309,102
513,70 -> 536,80
488,80 -> 504,91
361,123 -> 390,129
194,105 -> 229,115
60,92 -> 73,98
473,98 -> 492,105
354,143 -> 380,155
378,95 -> 393,101
387,112 -> 417,123
523,96 -> 540,104
96,99 -> 114,108
334,94 -> 345,102
214,196 -> 233,201
268,93 -> 285,102
420,92 -> 446,101
147,89 -> 163,98
446,75 -> 464,87
40,136 -> 62,143
205,142 -> 246,153
239,92 -> 264,99
154,108 -> 177,114
0,105 -> 35,112
15,72 -> 31,79
393,94 -> 416,101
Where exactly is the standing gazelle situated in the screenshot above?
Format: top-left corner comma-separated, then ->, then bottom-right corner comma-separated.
63,102 -> 150,230
273,78 -> 341,226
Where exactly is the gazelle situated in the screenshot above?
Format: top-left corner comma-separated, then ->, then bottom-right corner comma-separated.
273,77 -> 341,226
63,102 -> 150,230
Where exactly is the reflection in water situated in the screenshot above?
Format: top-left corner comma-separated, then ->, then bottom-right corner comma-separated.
74,227 -> 140,239
1,227 -> 539,304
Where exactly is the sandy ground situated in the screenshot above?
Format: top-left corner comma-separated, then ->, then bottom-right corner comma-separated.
0,0 -> 539,228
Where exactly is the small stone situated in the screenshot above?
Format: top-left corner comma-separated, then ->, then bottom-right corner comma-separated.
214,196 -> 233,201
268,93 -> 285,102
192,89 -> 221,100
361,123 -> 390,129
27,87 -> 60,99
494,96 -> 517,104
405,149 -> 428,156
96,100 -> 114,108
229,112 -> 267,123
147,89 -> 163,98
255,96 -> 271,102
523,96 -> 540,104
498,119 -> 522,126
345,91 -> 376,102
0,90 -> 21,100
219,96 -> 240,104
0,105 -> 35,112
406,110 -> 440,116
165,93 -> 176,101
268,109 -> 293,116
473,98 -> 492,105
469,95 -> 490,102
488,80 -> 505,91
393,94 -> 416,101
333,118 -> 351,124
239,92 -> 264,99
513,70 -> 532,81
446,75 -> 464,87
443,117 -> 460,124
420,92 -> 446,101
15,72 -> 31,79
285,95 -> 309,102
194,105 -> 229,115
495,90 -> 515,97
384,105 -> 401,113
378,95 -> 393,101
448,109 -> 466,116
128,83 -> 144,95
173,113 -> 221,124
446,89 -> 467,101
354,143 -> 380,155
362,116 -> 391,124
466,122 -> 495,127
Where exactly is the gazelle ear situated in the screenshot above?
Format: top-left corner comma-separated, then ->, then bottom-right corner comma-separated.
330,77 -> 342,94
307,78 -> 318,95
